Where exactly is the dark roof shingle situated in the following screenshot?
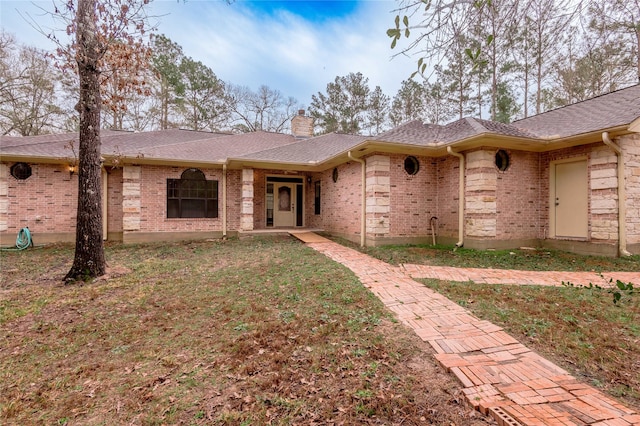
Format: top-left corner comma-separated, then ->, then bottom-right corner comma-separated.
512,84 -> 640,138
237,133 -> 368,164
2,85 -> 639,166
375,117 -> 537,146
0,129 -> 296,163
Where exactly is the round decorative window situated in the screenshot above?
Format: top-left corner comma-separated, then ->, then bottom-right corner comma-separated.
495,150 -> 510,172
10,162 -> 32,180
332,167 -> 339,183
404,156 -> 420,175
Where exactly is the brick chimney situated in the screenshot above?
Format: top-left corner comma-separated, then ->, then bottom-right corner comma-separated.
291,109 -> 314,139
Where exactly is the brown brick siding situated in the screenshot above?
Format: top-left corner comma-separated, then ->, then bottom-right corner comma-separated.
496,150 -> 542,240
315,163 -> 362,237
388,154 -> 437,237
3,136 -> 633,254
1,163 -> 78,241
134,165 -> 228,234
436,156 -> 462,240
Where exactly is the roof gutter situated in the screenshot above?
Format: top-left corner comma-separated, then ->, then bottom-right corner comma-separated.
602,132 -> 631,257
348,151 -> 366,247
447,146 -> 465,248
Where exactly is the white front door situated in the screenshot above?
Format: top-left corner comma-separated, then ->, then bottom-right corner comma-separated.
273,183 -> 295,227
554,160 -> 588,238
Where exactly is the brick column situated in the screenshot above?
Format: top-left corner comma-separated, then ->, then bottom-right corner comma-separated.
122,165 -> 141,233
365,155 -> 390,238
241,168 -> 254,231
465,150 -> 497,238
590,148 -> 619,242
0,164 -> 8,233
622,134 -> 640,245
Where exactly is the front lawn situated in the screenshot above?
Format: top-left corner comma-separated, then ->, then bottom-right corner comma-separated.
1,237 -> 489,425
328,236 -> 640,409
347,240 -> 640,272
420,279 -> 639,410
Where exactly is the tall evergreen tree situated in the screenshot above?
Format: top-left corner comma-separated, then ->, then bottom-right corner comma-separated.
390,79 -> 426,126
527,0 -> 574,115
366,86 -> 390,135
150,34 -> 185,130
423,81 -> 455,124
309,72 -> 371,134
592,0 -> 640,83
492,81 -> 520,123
436,34 -> 478,119
178,57 -> 228,131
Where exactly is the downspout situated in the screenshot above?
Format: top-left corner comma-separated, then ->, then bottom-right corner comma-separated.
102,168 -> 108,241
602,132 -> 631,257
447,146 -> 465,247
222,162 -> 227,240
348,151 -> 366,247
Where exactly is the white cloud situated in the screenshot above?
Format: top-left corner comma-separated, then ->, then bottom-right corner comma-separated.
2,0 -> 420,106
151,0 -> 418,104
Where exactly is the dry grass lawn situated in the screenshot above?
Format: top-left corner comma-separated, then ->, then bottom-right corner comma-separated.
1,236 -> 492,425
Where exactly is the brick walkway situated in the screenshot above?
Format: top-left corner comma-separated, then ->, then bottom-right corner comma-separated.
401,264 -> 640,288
291,233 -> 640,426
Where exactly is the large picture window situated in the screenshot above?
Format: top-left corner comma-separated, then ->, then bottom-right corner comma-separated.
167,168 -> 218,218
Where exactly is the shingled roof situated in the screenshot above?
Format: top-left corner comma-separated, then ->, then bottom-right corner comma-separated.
374,117 -> 539,146
236,133 -> 368,164
2,84 -> 639,168
512,84 -> 640,138
0,129 -> 299,163
0,129 -> 226,159
126,131 -> 297,163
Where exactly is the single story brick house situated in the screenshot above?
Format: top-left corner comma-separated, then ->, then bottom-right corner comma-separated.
2,85 -> 640,256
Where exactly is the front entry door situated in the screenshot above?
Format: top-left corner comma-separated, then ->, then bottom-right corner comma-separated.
274,183 -> 295,227
554,160 -> 588,238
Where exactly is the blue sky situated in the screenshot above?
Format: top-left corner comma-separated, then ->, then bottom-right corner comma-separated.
246,1 -> 361,20
0,0 -> 417,107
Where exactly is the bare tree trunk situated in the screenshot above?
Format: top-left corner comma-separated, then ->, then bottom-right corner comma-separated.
524,54 -> 529,118
162,89 -> 168,129
489,10 -> 498,121
637,29 -> 640,83
535,23 -> 543,115
66,0 -> 106,281
458,82 -> 464,119
491,42 -> 497,121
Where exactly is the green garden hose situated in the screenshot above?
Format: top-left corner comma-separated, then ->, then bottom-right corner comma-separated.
1,227 -> 34,251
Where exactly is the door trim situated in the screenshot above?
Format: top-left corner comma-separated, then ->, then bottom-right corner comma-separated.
274,183 -> 295,227
549,157 -> 588,239
266,175 -> 305,228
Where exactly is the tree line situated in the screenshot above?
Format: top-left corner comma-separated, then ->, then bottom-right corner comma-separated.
1,0 -> 638,138
388,0 -> 639,123
0,32 -> 304,136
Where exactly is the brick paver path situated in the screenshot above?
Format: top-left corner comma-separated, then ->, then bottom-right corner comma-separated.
402,264 -> 640,288
291,232 -> 640,426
